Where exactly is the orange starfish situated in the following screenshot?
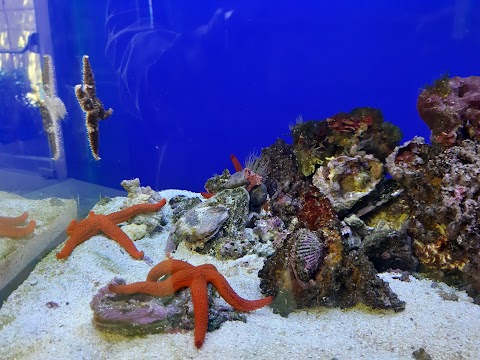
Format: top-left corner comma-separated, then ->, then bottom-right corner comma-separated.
0,212 -> 36,238
108,258 -> 273,348
56,199 -> 166,260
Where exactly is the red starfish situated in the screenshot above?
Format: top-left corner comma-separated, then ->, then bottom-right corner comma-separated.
56,199 -> 166,260
108,258 -> 273,348
0,212 -> 36,238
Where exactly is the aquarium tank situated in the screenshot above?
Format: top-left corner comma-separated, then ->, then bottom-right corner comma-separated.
1,0 -> 480,358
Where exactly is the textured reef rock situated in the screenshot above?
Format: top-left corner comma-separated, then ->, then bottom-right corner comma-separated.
121,178 -> 165,205
312,154 -> 384,213
116,178 -> 167,232
166,187 -> 273,259
291,108 -> 401,176
252,111 -> 408,316
168,204 -> 229,252
258,188 -> 405,316
91,278 -> 245,336
169,195 -> 202,224
386,138 -> 480,303
260,139 -> 306,226
204,153 -> 269,212
417,75 -> 480,147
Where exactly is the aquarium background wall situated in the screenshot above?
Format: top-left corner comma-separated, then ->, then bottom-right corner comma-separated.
1,0 -> 479,194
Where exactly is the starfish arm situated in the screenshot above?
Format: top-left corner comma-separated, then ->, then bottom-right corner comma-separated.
56,214 -> 104,259
0,212 -> 29,225
86,112 -> 100,160
230,154 -> 244,172
56,232 -> 91,259
0,220 -> 36,238
109,271 -> 191,296
108,199 -> 166,224
200,192 -> 215,199
100,221 -> 144,259
74,85 -> 89,111
108,280 -> 175,297
203,266 -> 273,311
66,219 -> 79,235
66,211 -> 96,235
42,55 -> 55,97
189,273 -> 210,349
146,258 -> 194,282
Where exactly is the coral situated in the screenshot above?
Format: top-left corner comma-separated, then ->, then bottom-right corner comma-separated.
417,75 -> 480,147
255,125 -> 405,315
121,178 -> 165,204
249,183 -> 268,209
120,223 -> 148,241
204,169 -> 231,194
463,256 -> 480,304
119,178 -> 168,232
362,227 -> 418,272
385,137 -> 430,188
354,193 -> 418,272
204,154 -> 267,208
252,216 -> 288,248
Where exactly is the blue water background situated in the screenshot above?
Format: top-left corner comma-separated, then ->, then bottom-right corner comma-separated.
49,0 -> 479,192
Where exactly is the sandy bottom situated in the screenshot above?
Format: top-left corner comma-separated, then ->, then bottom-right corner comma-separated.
0,190 -> 479,360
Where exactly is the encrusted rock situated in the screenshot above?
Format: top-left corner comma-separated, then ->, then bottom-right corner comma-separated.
121,178 -> 164,205
291,108 -> 401,177
166,187 -> 250,256
204,169 -> 232,194
169,195 -> 202,224
387,138 -> 480,303
417,75 -> 480,147
167,204 -> 229,252
91,278 -> 246,336
259,209 -> 405,316
121,223 -> 148,241
312,154 -> 384,212
385,137 -> 430,188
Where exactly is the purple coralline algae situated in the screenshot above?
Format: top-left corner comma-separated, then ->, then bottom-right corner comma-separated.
90,278 -> 246,336
417,75 -> 480,147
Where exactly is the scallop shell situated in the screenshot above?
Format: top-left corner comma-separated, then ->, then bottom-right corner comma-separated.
290,228 -> 324,287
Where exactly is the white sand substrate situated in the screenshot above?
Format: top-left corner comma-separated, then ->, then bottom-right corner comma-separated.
0,191 -> 77,293
0,189 -> 479,360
